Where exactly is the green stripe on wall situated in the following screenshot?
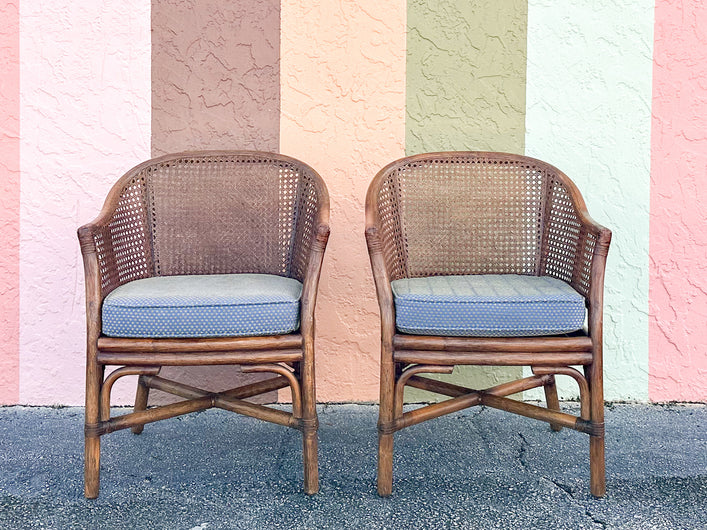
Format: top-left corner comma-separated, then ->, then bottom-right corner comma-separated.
405,0 -> 528,401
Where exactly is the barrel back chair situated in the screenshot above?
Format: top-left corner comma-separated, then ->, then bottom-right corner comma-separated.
365,151 -> 611,497
78,151 -> 329,498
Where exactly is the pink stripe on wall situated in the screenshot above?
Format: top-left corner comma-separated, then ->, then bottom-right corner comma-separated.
0,1 -> 20,404
650,0 -> 707,401
19,1 -> 151,405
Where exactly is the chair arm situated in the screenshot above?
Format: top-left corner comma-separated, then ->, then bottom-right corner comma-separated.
364,226 -> 396,338
77,173 -> 154,304
291,170 -> 331,336
299,222 -> 330,333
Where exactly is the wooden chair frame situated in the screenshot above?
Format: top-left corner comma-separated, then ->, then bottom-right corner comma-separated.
365,152 -> 612,497
78,151 -> 330,498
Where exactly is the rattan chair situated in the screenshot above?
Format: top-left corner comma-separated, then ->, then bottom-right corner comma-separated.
365,152 -> 611,497
78,151 -> 329,498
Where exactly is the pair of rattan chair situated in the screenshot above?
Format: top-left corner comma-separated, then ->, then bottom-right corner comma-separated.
78,151 -> 610,499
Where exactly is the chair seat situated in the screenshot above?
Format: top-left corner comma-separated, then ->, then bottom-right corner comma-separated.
391,274 -> 585,337
102,273 -> 302,338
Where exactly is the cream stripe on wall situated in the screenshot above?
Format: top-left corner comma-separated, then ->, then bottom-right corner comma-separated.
405,0 -> 528,400
525,0 -> 654,400
19,1 -> 152,405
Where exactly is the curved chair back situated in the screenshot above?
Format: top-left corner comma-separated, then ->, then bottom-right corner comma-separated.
93,151 -> 328,296
366,151 -> 598,297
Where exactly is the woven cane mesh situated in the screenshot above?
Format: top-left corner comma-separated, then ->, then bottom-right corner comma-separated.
542,175 -> 596,297
371,153 -> 599,297
94,174 -> 153,295
92,152 -> 324,295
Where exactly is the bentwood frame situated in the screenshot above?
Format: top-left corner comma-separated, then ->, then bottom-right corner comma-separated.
365,151 -> 612,497
78,151 -> 330,498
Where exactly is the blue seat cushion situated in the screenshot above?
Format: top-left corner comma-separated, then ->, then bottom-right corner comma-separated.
102,274 -> 302,338
391,274 -> 585,337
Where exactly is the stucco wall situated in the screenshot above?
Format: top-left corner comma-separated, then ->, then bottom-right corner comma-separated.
18,1 -> 151,404
650,0 -> 707,401
1,1 -> 705,405
150,0 -> 281,404
525,0 -> 654,400
280,0 -> 406,402
0,1 -> 20,404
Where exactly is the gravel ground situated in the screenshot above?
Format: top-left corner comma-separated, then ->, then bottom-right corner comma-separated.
0,403 -> 705,529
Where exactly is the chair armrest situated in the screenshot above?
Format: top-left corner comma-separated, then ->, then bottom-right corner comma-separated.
290,171 -> 331,336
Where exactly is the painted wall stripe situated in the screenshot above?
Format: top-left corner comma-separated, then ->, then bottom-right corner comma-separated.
19,1 -> 151,405
280,0 -> 406,401
151,0 -> 280,155
0,1 -> 20,405
525,0 -> 654,400
151,0 -> 281,404
650,0 -> 707,401
406,0 -> 528,399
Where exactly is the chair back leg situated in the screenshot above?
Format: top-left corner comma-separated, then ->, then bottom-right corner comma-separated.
131,375 -> 152,435
542,375 -> 563,432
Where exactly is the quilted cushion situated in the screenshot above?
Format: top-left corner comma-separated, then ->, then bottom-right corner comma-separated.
102,274 -> 302,338
391,274 -> 585,337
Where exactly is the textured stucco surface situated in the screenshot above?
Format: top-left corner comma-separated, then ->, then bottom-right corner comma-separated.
280,0 -> 406,402
406,0 -> 527,154
0,1 -> 20,404
650,0 -> 707,401
525,0 -> 654,400
151,0 -> 281,404
19,1 -> 151,404
405,0 -> 527,400
151,0 -> 279,155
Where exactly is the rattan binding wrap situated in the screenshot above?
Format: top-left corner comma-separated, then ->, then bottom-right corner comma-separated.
370,152 -> 605,298
83,152 -> 327,297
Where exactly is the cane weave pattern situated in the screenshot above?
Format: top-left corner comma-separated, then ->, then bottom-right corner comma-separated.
370,153 -> 601,299
87,152 -> 326,298
94,174 -> 153,296
392,274 -> 585,337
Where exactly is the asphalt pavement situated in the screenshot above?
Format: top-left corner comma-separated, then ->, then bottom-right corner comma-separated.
0,403 -> 705,529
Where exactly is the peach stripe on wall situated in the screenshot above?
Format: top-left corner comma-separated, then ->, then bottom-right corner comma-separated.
280,0 -> 406,401
0,1 -> 20,404
650,0 -> 707,401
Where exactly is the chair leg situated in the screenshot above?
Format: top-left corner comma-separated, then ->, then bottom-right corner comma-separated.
543,375 -> 563,432
300,359 -> 319,494
587,363 -> 606,497
131,375 -> 151,434
377,359 -> 395,497
84,360 -> 102,499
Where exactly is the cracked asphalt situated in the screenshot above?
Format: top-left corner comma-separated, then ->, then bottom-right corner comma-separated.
0,403 -> 705,529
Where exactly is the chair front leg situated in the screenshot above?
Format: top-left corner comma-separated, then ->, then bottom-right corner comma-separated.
377,351 -> 396,496
84,357 -> 103,499
299,355 -> 319,495
587,362 -> 606,497
131,374 -> 152,434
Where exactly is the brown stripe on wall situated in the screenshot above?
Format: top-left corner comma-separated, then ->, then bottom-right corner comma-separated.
151,0 -> 280,155
150,0 -> 280,403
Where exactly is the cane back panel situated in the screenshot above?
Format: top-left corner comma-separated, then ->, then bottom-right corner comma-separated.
93,152 -> 325,297
370,153 -> 599,298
